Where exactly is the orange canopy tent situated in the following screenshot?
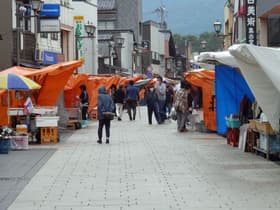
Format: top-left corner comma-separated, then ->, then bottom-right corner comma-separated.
64,74 -> 143,116
64,74 -> 91,108
184,69 -> 216,131
0,60 -> 83,125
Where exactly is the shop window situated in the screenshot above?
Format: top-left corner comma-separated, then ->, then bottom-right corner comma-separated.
51,33 -> 59,40
40,32 -> 48,38
268,16 -> 280,47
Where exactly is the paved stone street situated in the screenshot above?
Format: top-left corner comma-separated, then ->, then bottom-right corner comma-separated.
5,107 -> 280,210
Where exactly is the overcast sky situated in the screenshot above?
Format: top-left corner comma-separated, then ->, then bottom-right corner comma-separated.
142,0 -> 225,35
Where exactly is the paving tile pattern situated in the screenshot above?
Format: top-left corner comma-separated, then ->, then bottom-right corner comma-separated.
7,108 -> 280,210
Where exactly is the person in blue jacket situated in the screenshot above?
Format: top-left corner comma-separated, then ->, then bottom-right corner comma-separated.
97,86 -> 115,144
125,80 -> 139,121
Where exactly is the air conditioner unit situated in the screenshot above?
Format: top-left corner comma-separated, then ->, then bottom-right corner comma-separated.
34,49 -> 42,61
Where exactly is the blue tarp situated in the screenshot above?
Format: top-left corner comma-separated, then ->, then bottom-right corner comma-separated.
216,65 -> 254,135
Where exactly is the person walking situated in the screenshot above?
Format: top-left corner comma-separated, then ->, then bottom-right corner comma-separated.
97,86 -> 115,144
126,80 -> 139,121
114,84 -> 126,121
173,81 -> 191,132
109,84 -> 117,115
78,84 -> 89,128
165,85 -> 174,118
154,76 -> 166,123
144,85 -> 161,125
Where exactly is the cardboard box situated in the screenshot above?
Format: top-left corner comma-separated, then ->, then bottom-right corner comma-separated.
255,121 -> 275,135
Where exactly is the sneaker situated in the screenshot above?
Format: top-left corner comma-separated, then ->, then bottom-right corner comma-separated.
118,117 -> 122,121
97,140 -> 102,144
106,139 -> 109,144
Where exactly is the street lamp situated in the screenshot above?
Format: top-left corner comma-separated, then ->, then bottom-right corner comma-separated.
31,0 -> 43,12
108,40 -> 115,74
84,22 -> 96,37
213,20 -> 222,34
115,37 -> 124,47
200,40 -> 207,49
108,37 -> 124,74
75,22 -> 96,60
213,19 -> 232,46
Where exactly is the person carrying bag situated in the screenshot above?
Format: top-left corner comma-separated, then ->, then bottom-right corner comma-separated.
97,86 -> 115,144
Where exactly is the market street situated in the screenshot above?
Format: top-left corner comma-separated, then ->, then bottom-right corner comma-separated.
5,107 -> 280,210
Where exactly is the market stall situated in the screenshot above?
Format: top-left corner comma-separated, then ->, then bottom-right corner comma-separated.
184,69 -> 216,132
0,60 -> 83,148
198,44 -> 280,159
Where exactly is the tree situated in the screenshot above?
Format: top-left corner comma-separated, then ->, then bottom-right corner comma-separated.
173,32 -> 223,55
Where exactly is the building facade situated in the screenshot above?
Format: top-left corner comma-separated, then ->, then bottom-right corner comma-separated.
257,0 -> 280,47
0,0 -> 13,69
73,0 -> 98,74
223,0 -> 280,48
142,21 -> 165,76
0,0 -> 74,69
97,0 -> 142,75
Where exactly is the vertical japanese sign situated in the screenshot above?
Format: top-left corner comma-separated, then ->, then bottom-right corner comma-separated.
74,16 -> 84,59
246,0 -> 257,45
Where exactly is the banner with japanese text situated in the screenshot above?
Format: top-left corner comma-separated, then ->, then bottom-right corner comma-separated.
246,0 -> 257,45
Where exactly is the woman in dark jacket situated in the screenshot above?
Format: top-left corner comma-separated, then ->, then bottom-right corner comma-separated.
79,84 -> 89,121
97,86 -> 115,144
144,86 -> 161,125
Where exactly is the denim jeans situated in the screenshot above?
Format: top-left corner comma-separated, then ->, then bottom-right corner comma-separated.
98,119 -> 111,140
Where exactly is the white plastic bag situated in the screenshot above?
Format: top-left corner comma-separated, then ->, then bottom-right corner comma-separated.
170,107 -> 177,121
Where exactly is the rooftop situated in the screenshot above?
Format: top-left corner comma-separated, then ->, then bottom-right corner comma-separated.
98,0 -> 116,10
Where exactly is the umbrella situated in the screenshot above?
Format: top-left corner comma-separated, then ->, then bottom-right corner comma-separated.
134,78 -> 152,88
0,73 -> 41,125
0,73 -> 41,90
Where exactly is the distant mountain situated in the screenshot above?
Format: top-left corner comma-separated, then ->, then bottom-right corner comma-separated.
142,0 -> 225,35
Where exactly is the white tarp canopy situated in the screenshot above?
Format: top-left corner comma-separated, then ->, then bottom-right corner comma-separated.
198,44 -> 280,131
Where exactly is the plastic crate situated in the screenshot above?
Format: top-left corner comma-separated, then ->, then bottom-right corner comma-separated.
0,138 -> 10,154
225,118 -> 241,128
10,135 -> 28,150
40,127 -> 58,144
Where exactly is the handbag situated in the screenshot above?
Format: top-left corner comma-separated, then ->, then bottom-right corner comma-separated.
102,112 -> 115,120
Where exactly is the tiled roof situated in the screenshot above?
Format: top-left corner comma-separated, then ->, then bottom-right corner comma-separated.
98,0 -> 116,10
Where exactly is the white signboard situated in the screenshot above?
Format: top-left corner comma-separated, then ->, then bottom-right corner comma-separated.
39,19 -> 60,33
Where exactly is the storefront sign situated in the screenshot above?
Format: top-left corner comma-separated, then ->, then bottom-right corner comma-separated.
38,19 -> 60,32
40,4 -> 60,17
74,16 -> 84,59
74,16 -> 84,21
246,0 -> 257,45
42,51 -> 57,65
